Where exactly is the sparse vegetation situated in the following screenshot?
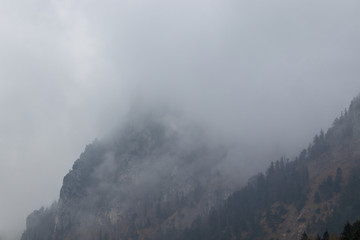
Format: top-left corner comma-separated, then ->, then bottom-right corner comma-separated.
21,95 -> 360,240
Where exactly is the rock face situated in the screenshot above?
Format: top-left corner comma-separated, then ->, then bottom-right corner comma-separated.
23,95 -> 360,240
21,111 -> 231,240
21,203 -> 57,240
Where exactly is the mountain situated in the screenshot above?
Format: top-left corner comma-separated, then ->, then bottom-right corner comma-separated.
170,94 -> 360,240
21,110 -> 233,240
21,94 -> 360,240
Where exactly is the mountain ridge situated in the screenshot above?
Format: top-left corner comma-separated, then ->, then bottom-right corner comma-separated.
21,94 -> 360,240
168,94 -> 360,240
21,110 -> 233,240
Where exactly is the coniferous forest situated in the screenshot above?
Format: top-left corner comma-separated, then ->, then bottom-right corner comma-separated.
21,95 -> 360,240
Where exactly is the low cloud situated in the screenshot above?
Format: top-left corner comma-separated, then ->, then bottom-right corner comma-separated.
1,0 -> 360,239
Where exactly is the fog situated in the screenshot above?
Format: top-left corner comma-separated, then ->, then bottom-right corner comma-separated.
1,0 -> 360,239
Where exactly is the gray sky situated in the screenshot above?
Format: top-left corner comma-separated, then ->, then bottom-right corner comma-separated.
1,0 -> 360,239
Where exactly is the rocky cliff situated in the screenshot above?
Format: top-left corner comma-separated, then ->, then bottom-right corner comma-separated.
22,95 -> 360,240
21,110 -> 232,240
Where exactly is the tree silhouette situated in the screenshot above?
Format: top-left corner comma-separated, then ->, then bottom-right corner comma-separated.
300,232 -> 309,240
322,230 -> 329,240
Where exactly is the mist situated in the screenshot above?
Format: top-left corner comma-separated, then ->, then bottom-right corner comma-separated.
1,0 -> 360,239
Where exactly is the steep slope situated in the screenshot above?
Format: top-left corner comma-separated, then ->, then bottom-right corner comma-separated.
176,94 -> 360,240
266,94 -> 360,239
21,111 -> 232,240
22,95 -> 360,240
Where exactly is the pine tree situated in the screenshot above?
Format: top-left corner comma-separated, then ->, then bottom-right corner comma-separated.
300,232 -> 309,240
341,221 -> 352,240
322,230 -> 330,240
352,220 -> 360,239
334,168 -> 342,192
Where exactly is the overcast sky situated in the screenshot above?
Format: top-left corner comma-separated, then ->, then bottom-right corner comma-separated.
1,0 -> 360,239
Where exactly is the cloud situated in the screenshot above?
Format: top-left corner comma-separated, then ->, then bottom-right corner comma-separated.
1,0 -> 360,239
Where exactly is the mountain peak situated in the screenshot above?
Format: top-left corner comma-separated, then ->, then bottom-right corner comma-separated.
21,95 -> 360,240
22,108 -> 229,240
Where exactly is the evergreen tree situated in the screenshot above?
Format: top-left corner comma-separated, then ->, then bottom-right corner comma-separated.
334,168 -> 342,193
322,230 -> 330,240
352,220 -> 360,239
341,221 -> 352,240
301,232 -> 309,240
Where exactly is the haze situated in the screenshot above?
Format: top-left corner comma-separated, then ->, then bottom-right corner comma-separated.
1,0 -> 360,239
